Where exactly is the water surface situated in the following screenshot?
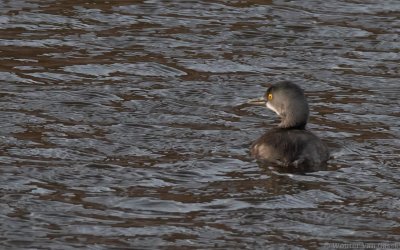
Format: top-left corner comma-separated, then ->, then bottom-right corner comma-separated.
0,0 -> 399,249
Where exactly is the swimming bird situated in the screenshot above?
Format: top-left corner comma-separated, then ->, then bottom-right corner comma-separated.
249,81 -> 329,172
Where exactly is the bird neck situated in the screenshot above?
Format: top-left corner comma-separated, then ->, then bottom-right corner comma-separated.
278,108 -> 309,129
279,121 -> 307,130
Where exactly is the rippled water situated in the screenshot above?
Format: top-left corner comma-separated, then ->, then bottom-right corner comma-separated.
1,0 -> 399,249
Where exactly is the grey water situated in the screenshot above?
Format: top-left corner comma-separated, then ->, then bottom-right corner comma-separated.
0,0 -> 399,249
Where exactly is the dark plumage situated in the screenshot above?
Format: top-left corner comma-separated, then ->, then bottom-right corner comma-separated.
249,81 -> 329,172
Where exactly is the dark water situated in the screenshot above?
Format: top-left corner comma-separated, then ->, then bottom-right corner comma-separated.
1,0 -> 399,249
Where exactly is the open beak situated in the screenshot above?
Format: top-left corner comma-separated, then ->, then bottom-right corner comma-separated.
247,97 -> 266,106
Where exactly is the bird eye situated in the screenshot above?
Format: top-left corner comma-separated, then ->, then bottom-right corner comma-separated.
268,93 -> 273,100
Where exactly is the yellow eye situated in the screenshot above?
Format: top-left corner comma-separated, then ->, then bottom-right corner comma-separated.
268,93 -> 273,100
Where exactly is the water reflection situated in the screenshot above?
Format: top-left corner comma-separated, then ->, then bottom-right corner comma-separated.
0,0 -> 399,248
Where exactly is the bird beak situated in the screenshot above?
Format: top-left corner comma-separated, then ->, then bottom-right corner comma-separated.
247,97 -> 266,105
